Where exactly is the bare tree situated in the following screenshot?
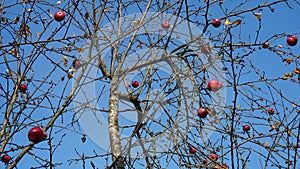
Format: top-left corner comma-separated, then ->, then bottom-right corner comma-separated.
0,0 -> 299,169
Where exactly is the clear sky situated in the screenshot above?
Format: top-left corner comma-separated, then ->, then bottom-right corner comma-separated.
0,0 -> 300,169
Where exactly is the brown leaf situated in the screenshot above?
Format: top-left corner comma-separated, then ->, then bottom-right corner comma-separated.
254,13 -> 262,21
13,16 -> 19,24
84,13 -> 89,19
77,47 -> 84,53
282,73 -> 293,80
293,68 -> 300,75
283,58 -> 294,65
63,56 -> 68,67
67,73 -> 73,79
233,19 -> 242,25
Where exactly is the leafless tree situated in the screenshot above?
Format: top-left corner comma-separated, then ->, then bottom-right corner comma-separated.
0,0 -> 299,169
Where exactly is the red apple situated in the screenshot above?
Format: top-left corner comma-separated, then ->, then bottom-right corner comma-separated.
262,41 -> 269,49
161,21 -> 171,29
19,84 -> 27,92
208,79 -> 223,92
28,126 -> 45,143
73,60 -> 81,69
189,146 -> 197,154
54,11 -> 65,22
243,125 -> 250,132
212,18 -> 221,28
197,107 -> 208,118
210,153 -> 218,161
1,155 -> 11,164
268,108 -> 275,115
131,81 -> 139,88
287,35 -> 298,46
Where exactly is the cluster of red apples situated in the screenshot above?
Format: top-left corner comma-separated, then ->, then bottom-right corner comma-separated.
1,126 -> 47,164
199,18 -> 298,49
3,11 -> 280,167
161,18 -> 221,30
262,35 -> 298,49
189,146 -> 228,168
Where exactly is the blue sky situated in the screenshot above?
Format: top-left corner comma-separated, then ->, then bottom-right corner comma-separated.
0,0 -> 300,168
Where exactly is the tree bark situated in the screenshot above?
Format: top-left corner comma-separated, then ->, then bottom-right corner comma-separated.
108,76 -> 124,169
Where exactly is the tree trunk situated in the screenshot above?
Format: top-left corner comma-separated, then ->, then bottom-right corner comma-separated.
108,76 -> 124,169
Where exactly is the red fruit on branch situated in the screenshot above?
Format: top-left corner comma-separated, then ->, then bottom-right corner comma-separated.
268,108 -> 275,115
73,60 -> 81,69
28,127 -> 45,143
212,18 -> 221,28
19,84 -> 27,92
243,125 -> 251,132
54,11 -> 65,22
1,155 -> 11,164
208,79 -> 223,92
197,107 -> 208,118
287,35 -> 298,46
131,81 -> 139,88
262,41 -> 270,48
210,153 -> 218,161
189,146 -> 197,154
161,21 -> 171,29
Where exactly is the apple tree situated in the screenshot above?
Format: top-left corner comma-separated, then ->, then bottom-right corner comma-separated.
0,0 -> 299,169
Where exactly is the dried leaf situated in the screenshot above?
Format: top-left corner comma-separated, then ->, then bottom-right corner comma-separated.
283,58 -> 294,65
77,47 -> 84,53
225,19 -> 232,25
288,130 -> 293,136
293,68 -> 300,74
106,7 -> 110,12
233,19 -> 242,25
63,56 -> 68,67
254,13 -> 262,21
282,73 -> 293,80
84,13 -> 89,19
258,98 -> 264,101
13,16 -> 20,24
49,11 -> 53,18
8,49 -> 14,54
